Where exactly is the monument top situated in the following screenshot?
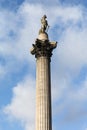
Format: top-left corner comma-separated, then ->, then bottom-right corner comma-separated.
39,15 -> 49,34
30,15 -> 57,57
38,15 -> 49,41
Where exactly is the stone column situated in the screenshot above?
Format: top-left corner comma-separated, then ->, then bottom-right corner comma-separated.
36,56 -> 51,130
31,32 -> 57,130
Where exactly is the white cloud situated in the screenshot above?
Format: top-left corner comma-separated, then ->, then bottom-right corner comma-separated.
59,26 -> 87,68
52,76 -> 87,123
4,75 -> 35,130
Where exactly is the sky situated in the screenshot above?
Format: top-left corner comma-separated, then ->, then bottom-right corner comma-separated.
0,0 -> 87,130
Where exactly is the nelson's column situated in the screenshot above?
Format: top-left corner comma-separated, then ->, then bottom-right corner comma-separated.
30,15 -> 57,130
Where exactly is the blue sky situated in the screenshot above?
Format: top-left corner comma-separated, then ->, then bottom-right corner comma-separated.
0,0 -> 87,130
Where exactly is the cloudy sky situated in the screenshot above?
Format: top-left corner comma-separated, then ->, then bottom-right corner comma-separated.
0,0 -> 87,130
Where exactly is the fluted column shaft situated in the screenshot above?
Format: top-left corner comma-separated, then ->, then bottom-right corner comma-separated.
36,56 -> 52,130
31,37 -> 57,130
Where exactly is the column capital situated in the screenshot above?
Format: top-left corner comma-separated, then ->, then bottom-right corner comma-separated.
30,38 -> 57,58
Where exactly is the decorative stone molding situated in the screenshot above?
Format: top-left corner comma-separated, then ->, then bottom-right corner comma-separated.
31,39 -> 57,59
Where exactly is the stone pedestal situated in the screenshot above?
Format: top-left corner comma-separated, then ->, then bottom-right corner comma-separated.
31,33 -> 57,130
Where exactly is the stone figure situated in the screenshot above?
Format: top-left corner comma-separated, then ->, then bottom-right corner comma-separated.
39,15 -> 49,34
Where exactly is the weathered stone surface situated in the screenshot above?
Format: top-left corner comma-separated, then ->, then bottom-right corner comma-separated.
36,56 -> 52,130
30,39 -> 57,59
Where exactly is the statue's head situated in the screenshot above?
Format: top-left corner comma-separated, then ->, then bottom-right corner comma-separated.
43,15 -> 47,19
